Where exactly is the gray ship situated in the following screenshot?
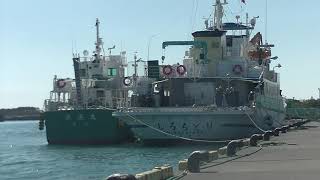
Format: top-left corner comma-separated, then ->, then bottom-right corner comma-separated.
113,0 -> 286,144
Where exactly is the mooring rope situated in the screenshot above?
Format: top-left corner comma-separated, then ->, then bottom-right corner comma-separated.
121,110 -> 250,143
243,110 -> 268,133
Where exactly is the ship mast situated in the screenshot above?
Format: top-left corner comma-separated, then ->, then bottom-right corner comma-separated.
95,18 -> 103,61
213,0 -> 227,30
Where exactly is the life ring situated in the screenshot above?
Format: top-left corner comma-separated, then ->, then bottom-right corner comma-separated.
162,65 -> 173,76
123,77 -> 132,86
232,65 -> 243,75
56,79 -> 66,88
176,65 -> 187,76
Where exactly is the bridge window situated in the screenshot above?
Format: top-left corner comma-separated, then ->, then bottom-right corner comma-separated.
107,68 -> 117,76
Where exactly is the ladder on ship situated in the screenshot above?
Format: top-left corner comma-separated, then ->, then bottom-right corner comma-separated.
73,57 -> 83,108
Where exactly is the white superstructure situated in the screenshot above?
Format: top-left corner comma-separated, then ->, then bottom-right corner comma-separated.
113,0 -> 286,144
44,19 -> 130,111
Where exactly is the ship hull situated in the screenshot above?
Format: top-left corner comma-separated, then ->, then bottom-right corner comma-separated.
113,107 -> 285,145
44,109 -> 133,145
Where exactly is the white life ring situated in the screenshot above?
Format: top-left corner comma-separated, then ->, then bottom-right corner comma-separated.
123,77 -> 132,86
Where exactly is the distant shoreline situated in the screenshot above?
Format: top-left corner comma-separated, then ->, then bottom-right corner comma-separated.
0,107 -> 41,122
0,116 -> 40,122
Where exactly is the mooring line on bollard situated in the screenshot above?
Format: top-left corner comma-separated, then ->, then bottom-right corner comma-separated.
243,110 -> 268,133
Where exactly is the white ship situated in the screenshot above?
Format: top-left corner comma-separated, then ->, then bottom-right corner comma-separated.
113,0 -> 286,144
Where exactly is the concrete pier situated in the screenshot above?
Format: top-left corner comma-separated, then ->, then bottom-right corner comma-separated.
182,122 -> 320,180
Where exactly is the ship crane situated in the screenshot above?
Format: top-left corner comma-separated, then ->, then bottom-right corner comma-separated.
161,41 -> 208,63
94,18 -> 104,62
108,45 -> 116,55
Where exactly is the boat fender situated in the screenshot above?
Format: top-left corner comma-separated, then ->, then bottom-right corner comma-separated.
227,140 -> 240,156
250,134 -> 263,146
187,151 -> 209,173
232,64 -> 243,75
176,65 -> 186,76
39,119 -> 45,130
263,131 -> 273,141
39,113 -> 45,130
106,174 -> 137,180
162,65 -> 173,76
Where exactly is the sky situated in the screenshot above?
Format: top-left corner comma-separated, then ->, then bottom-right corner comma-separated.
0,0 -> 319,109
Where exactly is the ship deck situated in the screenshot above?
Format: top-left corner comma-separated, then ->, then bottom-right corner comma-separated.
181,121 -> 320,180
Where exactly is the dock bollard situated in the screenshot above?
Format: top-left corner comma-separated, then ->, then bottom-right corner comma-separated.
305,120 -> 311,123
263,131 -> 273,141
187,151 -> 209,173
280,126 -> 287,133
106,174 -> 137,180
295,121 -> 304,128
273,128 -> 281,136
242,139 -> 251,146
238,140 -> 246,148
284,125 -> 290,131
250,134 -> 263,146
227,140 -> 241,156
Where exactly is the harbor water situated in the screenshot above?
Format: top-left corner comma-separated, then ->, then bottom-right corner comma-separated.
0,121 -> 223,180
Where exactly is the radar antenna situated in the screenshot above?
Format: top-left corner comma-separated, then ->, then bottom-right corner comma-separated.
108,45 -> 116,55
94,18 -> 104,61
213,0 -> 227,30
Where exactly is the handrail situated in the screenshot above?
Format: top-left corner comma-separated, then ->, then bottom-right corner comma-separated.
162,40 -> 208,61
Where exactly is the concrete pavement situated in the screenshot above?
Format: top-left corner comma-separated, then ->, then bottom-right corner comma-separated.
182,122 -> 320,180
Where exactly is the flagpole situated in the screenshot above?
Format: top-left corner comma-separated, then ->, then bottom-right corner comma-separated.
265,0 -> 268,44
